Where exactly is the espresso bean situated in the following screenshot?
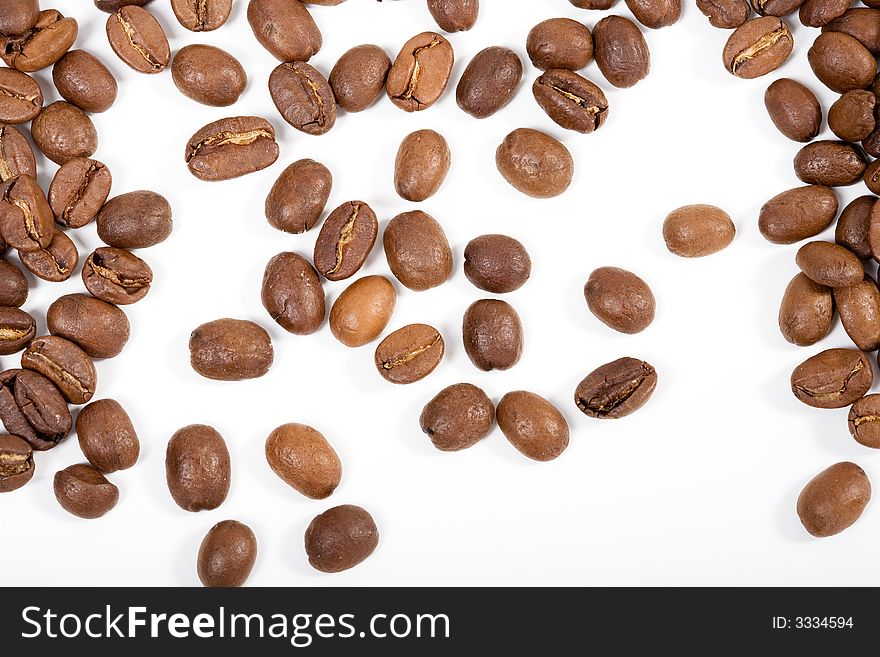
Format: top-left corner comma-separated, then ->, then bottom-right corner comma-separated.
796,241 -> 864,287
764,78 -> 822,142
82,247 -> 152,306
663,205 -> 736,257
797,462 -> 871,536
31,101 -> 98,165
186,116 -> 279,182
848,395 -> 880,447
779,273 -> 835,346
526,18 -> 593,71
95,1 -> 155,11
864,159 -> 880,194
313,201 -> 378,281
172,45 -> 247,107
834,275 -> 880,351
19,229 -> 79,282
189,319 -> 273,381
374,324 -> 444,384
265,423 -> 341,499
0,306 -> 34,354
0,433 -> 34,493
495,128 -> 574,198
420,383 -> 494,452
261,252 -> 325,335
383,210 -> 453,291
198,520 -> 257,588
723,17 -> 793,78
76,399 -> 139,472
0,124 -> 36,182
697,0 -> 751,29
575,357 -> 658,419
800,0 -> 850,27
386,32 -> 454,112
47,294 -> 130,359
265,159 -> 331,234
456,47 -> 522,118
329,44 -> 390,113
166,424 -> 230,512
759,185 -> 838,244
462,299 -> 523,371
1,10 -> 78,73
21,336 -> 96,405
305,505 -> 379,573
533,69 -> 608,134
0,0 -> 39,37
247,0 -> 322,62
464,234 -> 531,293
791,348 -> 872,408
52,50 -> 118,113
836,195 -> 875,259
329,275 -> 396,347
497,391 -> 569,462
427,0 -> 478,32
49,158 -> 112,229
0,368 -> 71,450
823,8 -> 880,55
394,130 -> 450,202
0,68 -> 41,124
172,0 -> 233,32
0,259 -> 27,307
829,89 -> 876,142
794,140 -> 867,187
269,61 -> 336,136
54,464 -> 118,519
106,5 -> 170,74
808,32 -> 875,93
593,16 -> 650,88
96,190 -> 172,249
626,0 -> 681,29
751,0 -> 804,15
0,174 -> 53,252
584,266 -> 655,334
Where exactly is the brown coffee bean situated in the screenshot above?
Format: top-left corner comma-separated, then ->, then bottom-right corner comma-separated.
329,275 -> 396,347
76,399 -> 140,472
848,395 -> 880,448
0,306 -> 34,354
0,259 -> 27,307
495,128 -> 574,198
836,195 -> 875,259
0,368 -> 71,450
186,116 -> 279,182
329,44 -> 390,113
269,61 -> 335,136
764,78 -> 822,142
822,8 -> 880,55
96,190 -> 172,249
82,247 -> 152,306
584,266 -> 655,334
313,201 -> 378,281
54,464 -> 118,519
593,16 -> 651,87
383,210 -> 453,291
834,275 -> 880,351
427,0 -> 478,32
464,234 -> 531,294
0,68 -> 41,124
265,423 -> 341,499
863,129 -> 880,159
386,32 -> 454,112
796,241 -> 864,287
800,0 -> 850,27
808,32 -> 875,93
462,299 -> 523,371
0,124 -> 36,182
166,424 -> 230,512
0,433 -> 34,493
31,101 -> 98,165
570,0 -> 616,7
172,0 -> 233,32
794,140 -> 867,187
374,323 -> 444,384
305,505 -> 379,573
751,0 -> 804,15
779,273 -> 835,346
456,46 -> 522,118
829,89 -> 876,142
663,205 -> 736,257
198,520 -> 257,588
0,0 -> 39,37
19,229 -> 79,282
526,18 -> 593,71
865,159 -> 880,194
261,252 -> 325,335
247,0 -> 322,62
626,0 -> 681,29
533,69 -> 608,134
575,357 -> 658,419
172,45 -> 247,107
52,50 -> 117,113
95,1 -> 155,12
420,383 -> 494,452
791,348 -> 872,409
189,318 -> 273,381
0,174 -> 53,252
697,0 -> 751,29
394,130 -> 450,202
265,159 -> 331,234
2,10 -> 78,73
797,462 -> 871,537
47,293 -> 130,359
759,185 -> 839,244
106,5 -> 169,74
21,335 -> 96,405
49,158 -> 112,229
723,17 -> 793,79
497,391 -> 569,462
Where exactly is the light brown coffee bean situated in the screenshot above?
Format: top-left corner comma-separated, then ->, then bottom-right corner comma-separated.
383,210 -> 453,291
329,275 -> 396,348
394,129 -> 450,202
247,0 -> 322,62
49,158 -> 112,229
261,252 -> 325,335
0,124 -> 36,182
697,0 -> 751,29
31,101 -> 97,165
764,78 -> 822,142
53,464 -> 118,519
21,335 -> 96,405
106,5 -> 170,74
76,399 -> 140,472
189,318 -> 273,381
197,520 -> 257,588
2,10 -> 78,73
166,424 -> 230,512
584,266 -> 656,334
836,195 -> 875,259
19,229 -> 79,282
778,272 -> 835,346
834,275 -> 880,351
462,299 -> 523,371
265,159 -> 332,234
265,423 -> 341,500
305,505 -> 379,573
313,201 -> 378,281
723,16 -> 793,79
420,383 -> 494,452
663,205 -> 736,257
797,462 -> 871,537
374,324 -> 444,384
791,348 -> 873,409
759,185 -> 839,244
172,0 -> 233,32
497,391 -> 569,462
172,44 -> 247,107
848,394 -> 880,448
82,247 -> 152,305
0,68 -> 42,124
329,44 -> 390,113
626,0 -> 681,29
495,128 -> 574,198
52,50 -> 118,113
47,294 -> 130,359
796,241 -> 864,287
386,32 -> 454,112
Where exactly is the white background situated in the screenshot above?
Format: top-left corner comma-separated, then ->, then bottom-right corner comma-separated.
2,0 -> 878,586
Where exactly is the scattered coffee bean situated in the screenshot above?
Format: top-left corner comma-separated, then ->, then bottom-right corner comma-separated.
533,69 -> 608,134
420,383 -> 494,452
0,0 -> 39,37
329,44 -> 390,113
497,391 -> 569,462
329,275 -> 396,347
495,128 -> 574,198
822,8 -> 880,55
186,116 -> 279,182
189,318 -> 273,381
794,140 -> 867,187
2,10 -> 78,73
0,259 -> 27,307
261,252 -> 325,335
456,46 -> 522,118
0,174 -> 53,252
834,275 -> 880,351
265,423 -> 342,499
427,0 -> 478,32
49,158 -> 112,229
82,247 -> 153,306
96,190 -> 173,249
106,5 -> 169,74
0,433 -> 34,493
166,424 -> 231,512
526,18 -> 593,71
374,323 -> 444,384
575,357 -> 657,419
269,61 -> 336,135
663,205 -> 736,257
848,394 -> 880,448
797,462 -> 871,537
313,201 -> 378,281
30,101 -> 98,165
305,505 -> 379,573
808,31 -> 875,93
593,15 -> 651,87
791,348 -> 873,409
394,129 -> 450,201
52,50 -> 117,113
21,335 -> 96,405
464,234 -> 531,293
265,159 -> 331,234
383,210 -> 453,291
778,272 -> 835,346
462,299 -> 523,371
751,0 -> 802,15
764,78 -> 822,142
0,124 -> 36,182
724,16 -> 793,78
172,0 -> 233,32
95,1 -> 154,12
697,0 -> 751,29
759,185 -> 839,244
172,44 -> 247,107
584,266 -> 656,334
386,32 -> 454,112
865,159 -> 880,194
76,399 -> 140,472
247,0 -> 322,62
836,195 -> 875,259
796,241 -> 864,287
800,0 -> 851,28
828,89 -> 876,142
0,306 -> 34,355
54,463 -> 118,519
570,0 -> 616,7
626,0 -> 681,29
47,293 -> 130,359
0,368 -> 72,450
19,229 -> 79,282
198,520 -> 257,588
0,68 -> 41,124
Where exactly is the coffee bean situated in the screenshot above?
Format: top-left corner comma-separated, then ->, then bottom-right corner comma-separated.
0,174 -> 53,252
723,17 -> 793,78
584,266 -> 655,334
0,306 -> 34,355
0,259 -> 27,307
759,185 -> 839,244
848,395 -> 880,448
526,18 -> 593,71
836,195 -> 875,259
0,124 -> 36,182
834,275 -> 880,351
265,159 -> 331,234
172,45 -> 247,107
49,158 -> 112,228
82,247 -> 153,306
779,273 -> 835,346
21,335 -> 96,405
269,61 -> 336,135
593,16 -> 651,88
186,116 -> 279,182
495,128 -> 574,198
313,201 -> 378,281
0,433 -> 34,493
420,383 -> 494,452
96,190 -> 172,249
47,293 -> 130,359
31,101 -> 98,165
823,9 -> 880,55
172,0 -> 233,32
394,129 -> 450,201
0,0 -> 39,37
462,299 -> 523,371
456,47 -> 522,118
386,32 -> 454,112
106,5 -> 170,74
261,252 -> 325,335
329,44 -> 390,113
54,464 -> 118,519
0,368 -> 71,450
796,241 -> 864,287
374,323 -> 444,384
76,399 -> 139,472
575,357 -> 657,420
19,229 -> 79,282
1,10 -> 78,73
305,505 -> 379,573
808,32 -> 875,93
864,159 -> 880,194
95,1 -> 155,12
198,520 -> 257,588
189,319 -> 273,381
533,69 -> 608,134
797,462 -> 871,537
862,126 -> 880,157
0,68 -> 41,124
52,50 -> 118,113
751,0 -> 804,15
829,89 -> 876,142
496,391 -> 569,462
303,0 -> 348,4
663,205 -> 736,257
247,0 -> 322,62
791,348 -> 872,409
383,210 -> 453,291
570,0 -> 616,7
265,423 -> 342,499
329,275 -> 396,347
427,0 -> 478,32
794,140 -> 867,187
464,234 -> 531,293
800,0 -> 850,28
764,78 -> 822,142
626,0 -> 681,29
697,0 -> 751,29
166,424 -> 230,512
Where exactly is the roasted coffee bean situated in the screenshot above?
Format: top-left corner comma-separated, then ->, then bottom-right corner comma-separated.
0,68 -> 41,124
31,102 -> 98,165
723,17 -> 793,78
247,0 -> 322,62
54,464 -> 118,519
800,0 -> 850,27
779,273 -> 835,346
265,159 -> 331,234
166,424 -> 230,512
797,462 -> 871,537
269,61 -> 336,135
822,8 -> 880,55
829,89 -> 876,142
497,391 -> 569,462
495,128 -> 574,198
593,16 -> 651,87
52,50 -> 117,113
265,423 -> 342,499
848,395 -> 880,448
764,78 -> 822,142
791,348 -> 872,409
697,0 -> 751,29
794,140 -> 867,187
329,275 -> 396,347
49,158 -> 112,229
427,0 -> 478,32
0,306 -> 34,354
0,368 -> 72,450
462,299 -> 523,371
106,5 -> 170,74
305,505 -> 379,573
303,0 -> 348,4
2,10 -> 78,73
626,0 -> 681,29
420,383 -> 494,452
172,0 -> 233,32
186,116 -> 279,182
0,124 -> 36,182
96,190 -> 172,249
198,520 -> 257,588
570,0 -> 616,7
663,205 -> 736,257
526,18 -> 593,71
172,45 -> 247,107
864,159 -> 880,194
533,69 -> 608,134
394,130 -> 450,202
374,324 -> 444,384
834,275 -> 880,351
261,252 -> 325,335
836,195 -> 875,259
82,247 -> 152,306
751,0 -> 805,15
189,319 -> 273,381
313,201 -> 378,281
383,210 -> 453,291
464,234 -> 531,293
808,32 -> 875,93
47,294 -> 130,359
329,44 -> 390,113
0,0 -> 39,37
19,229 -> 79,282
21,336 -> 96,405
0,433 -> 34,493
584,266 -> 655,334
575,357 -> 658,419
456,47 -> 522,118
0,259 -> 27,307
0,174 -> 53,252
95,1 -> 155,12
759,185 -> 838,244
386,32 -> 454,112
76,399 -> 139,472
796,241 -> 864,287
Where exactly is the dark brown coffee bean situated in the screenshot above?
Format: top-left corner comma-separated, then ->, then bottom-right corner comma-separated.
848,394 -> 880,448
54,464 -> 118,519
822,8 -> 880,55
198,520 -> 257,588
464,234 -> 531,293
0,174 -> 53,252
302,0 -> 348,4
186,116 -> 279,182
0,0 -> 39,37
626,0 -> 681,29
808,32 -> 875,93
189,319 -> 273,381
96,190 -> 172,249
723,17 -> 793,78
76,399 -> 139,472
584,266 -> 655,334
383,210 -> 453,291
394,129 -> 450,201
663,205 -> 736,257
796,241 -> 864,287
779,273 -> 835,346
166,424 -> 230,512
593,16 -> 651,87
47,293 -> 130,359
462,299 -> 523,371
261,252 -> 325,335
764,78 -> 822,142
526,18 -> 593,71
0,68 -> 41,124
420,383 -> 494,452
19,229 -> 78,282
172,45 -> 247,107
456,47 -> 522,118
269,61 -> 335,136
82,247 -> 152,306
106,5 -> 170,74
2,10 -> 78,73
0,124 -> 36,182
800,0 -> 850,27
305,505 -> 379,573
495,128 -> 574,198
829,89 -> 876,142
0,306 -> 34,354
797,462 -> 871,536
697,0 -> 751,29
95,1 -> 155,12
172,0 -> 233,32
751,0 -> 805,15
49,158 -> 112,229
834,275 -> 880,351
21,336 -> 96,405
386,32 -> 454,112
0,259 -> 27,307
247,0 -> 322,62
265,159 -> 331,234
374,323 -> 444,384
329,275 -> 396,347
313,201 -> 378,281
329,44 -> 390,113
497,391 -> 569,462
864,159 -> 880,194
791,348 -> 872,408
575,357 -> 657,419
759,185 -> 839,244
0,433 -> 34,493
52,50 -> 118,113
0,368 -> 71,450
427,0 -> 478,32
31,101 -> 98,165
794,140 -> 867,187
265,423 -> 341,499
836,195 -> 875,259
533,69 -> 608,134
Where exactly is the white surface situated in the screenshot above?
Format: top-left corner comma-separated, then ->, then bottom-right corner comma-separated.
2,0 -> 878,587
